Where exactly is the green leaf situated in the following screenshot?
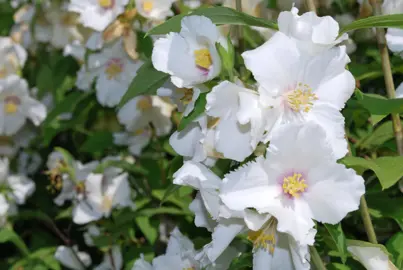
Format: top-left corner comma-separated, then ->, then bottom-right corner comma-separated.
178,92 -> 207,131
80,131 -> 113,154
324,223 -> 348,264
340,14 -> 403,35
138,207 -> 191,216
340,156 -> 403,189
119,61 -> 169,107
147,6 -> 278,36
93,159 -> 148,175
386,232 -> 403,269
43,91 -> 91,126
357,121 -> 401,150
11,247 -> 60,270
135,216 -> 157,244
366,194 -> 403,230
0,227 -> 30,256
357,93 -> 403,115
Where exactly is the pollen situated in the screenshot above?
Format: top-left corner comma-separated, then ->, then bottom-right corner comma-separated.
282,172 -> 308,198
105,58 -> 124,80
102,196 -> 113,212
248,217 -> 278,254
75,182 -> 86,194
4,96 -> 21,114
143,1 -> 154,12
137,97 -> 153,111
194,49 -> 212,70
98,0 -> 114,8
286,83 -> 318,113
179,88 -> 193,105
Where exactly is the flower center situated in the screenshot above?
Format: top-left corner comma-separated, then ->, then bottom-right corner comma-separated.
178,88 -> 193,105
143,0 -> 154,12
194,48 -> 212,70
98,0 -> 114,9
248,217 -> 278,255
282,172 -> 308,198
60,13 -> 77,26
4,96 -> 21,114
137,97 -> 152,111
105,58 -> 124,80
75,182 -> 86,194
102,195 -> 113,212
285,83 -> 318,113
0,67 -> 7,79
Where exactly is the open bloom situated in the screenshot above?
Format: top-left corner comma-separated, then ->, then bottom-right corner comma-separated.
132,227 -> 237,270
136,0 -> 176,21
206,81 -> 265,161
220,122 -> 365,245
76,40 -> 143,107
117,95 -> 174,136
113,127 -> 152,156
0,158 -> 35,223
0,37 -> 27,78
72,171 -> 134,224
242,32 -> 355,158
169,115 -> 218,166
68,0 -> 129,31
173,161 -> 311,269
152,15 -> 225,88
54,245 -> 92,270
0,75 -> 47,136
278,7 -> 348,55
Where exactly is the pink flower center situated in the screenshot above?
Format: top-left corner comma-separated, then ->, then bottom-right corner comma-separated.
105,58 -> 124,80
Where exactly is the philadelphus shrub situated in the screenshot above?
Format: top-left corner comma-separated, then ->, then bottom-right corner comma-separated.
0,0 -> 402,270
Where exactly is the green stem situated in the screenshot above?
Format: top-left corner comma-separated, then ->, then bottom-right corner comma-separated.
369,0 -> 403,155
306,0 -> 317,12
309,246 -> 327,270
235,0 -> 244,51
359,196 -> 378,244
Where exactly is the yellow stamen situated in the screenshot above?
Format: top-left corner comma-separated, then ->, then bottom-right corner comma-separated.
4,102 -> 18,114
286,83 -> 318,113
105,59 -> 123,80
0,68 -> 7,79
207,117 -> 220,129
102,196 -> 113,211
282,173 -> 308,198
75,182 -> 86,194
178,88 -> 193,105
137,97 -> 152,111
194,49 -> 212,69
143,1 -> 154,12
98,0 -> 113,8
60,13 -> 77,26
248,217 -> 278,254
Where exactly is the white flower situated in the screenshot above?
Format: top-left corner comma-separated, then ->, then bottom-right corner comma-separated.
348,245 -> 389,270
68,0 -> 129,31
136,0 -> 176,21
242,32 -> 355,159
183,0 -> 202,9
10,4 -> 36,49
157,84 -> 207,117
278,7 -> 348,54
0,158 -> 35,222
152,15 -> 224,88
189,192 -> 217,232
117,95 -> 174,136
382,0 -> 403,15
95,246 -> 123,270
0,37 -> 27,78
173,161 -> 222,223
76,40 -> 143,107
220,122 -> 365,245
0,75 -> 47,136
206,81 -> 265,161
382,0 -> 403,57
54,245 -> 92,270
169,116 -> 218,166
83,224 -> 101,246
113,128 -> 152,156
72,171 -> 134,224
